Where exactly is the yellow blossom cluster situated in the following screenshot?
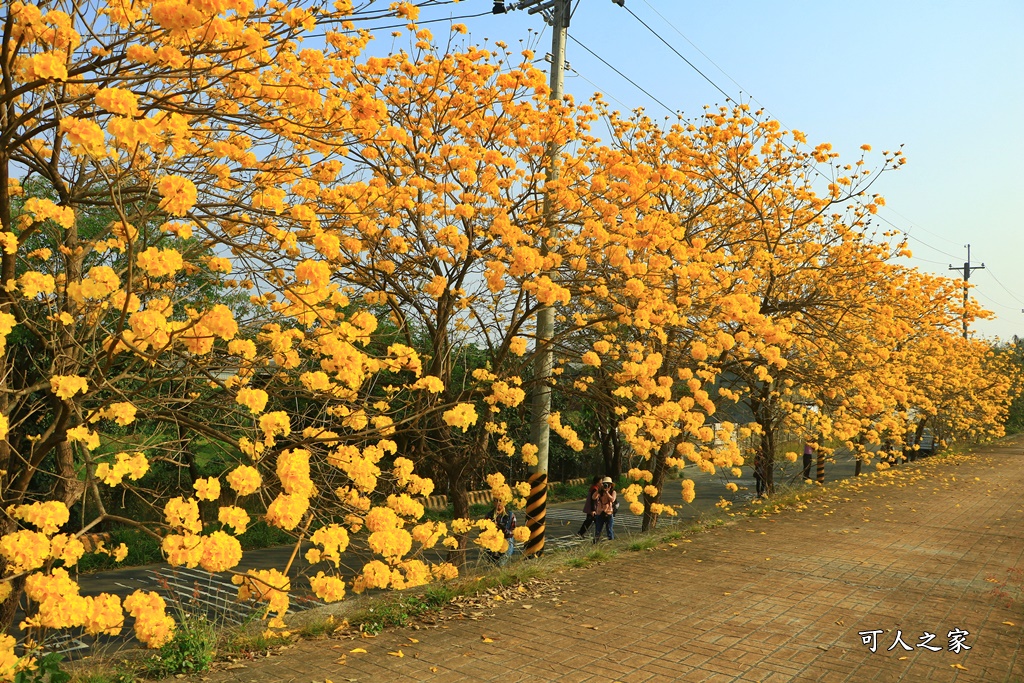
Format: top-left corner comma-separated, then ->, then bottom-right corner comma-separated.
443,403 -> 478,432
226,464 -> 262,495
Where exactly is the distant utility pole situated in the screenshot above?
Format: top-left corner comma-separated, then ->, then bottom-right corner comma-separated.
494,0 -> 572,558
949,244 -> 985,340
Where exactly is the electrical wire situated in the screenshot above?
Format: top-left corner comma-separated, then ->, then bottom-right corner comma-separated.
618,1 -> 990,286
973,289 -> 1020,314
359,10 -> 493,33
903,254 -> 948,267
875,213 -> 963,261
620,4 -> 734,104
881,206 -> 962,248
639,0 -> 758,105
568,66 -> 631,111
565,33 -> 677,116
983,268 -> 1024,307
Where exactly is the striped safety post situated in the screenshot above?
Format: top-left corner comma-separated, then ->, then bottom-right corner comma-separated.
524,471 -> 547,558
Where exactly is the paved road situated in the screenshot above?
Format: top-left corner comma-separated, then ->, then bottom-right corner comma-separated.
191,437 -> 1024,682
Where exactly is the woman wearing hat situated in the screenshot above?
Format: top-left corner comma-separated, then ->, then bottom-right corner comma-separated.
592,476 -> 617,541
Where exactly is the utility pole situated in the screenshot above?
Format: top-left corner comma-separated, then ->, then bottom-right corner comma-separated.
495,0 -> 570,558
949,244 -> 984,340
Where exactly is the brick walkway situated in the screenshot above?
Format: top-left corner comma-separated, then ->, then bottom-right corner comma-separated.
201,437 -> 1024,683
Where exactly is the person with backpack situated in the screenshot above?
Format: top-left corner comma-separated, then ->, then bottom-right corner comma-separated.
577,476 -> 602,538
592,476 -> 617,542
487,499 -> 517,566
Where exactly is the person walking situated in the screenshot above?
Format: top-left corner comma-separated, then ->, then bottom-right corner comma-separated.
593,476 -> 617,542
577,476 -> 602,538
487,499 -> 517,566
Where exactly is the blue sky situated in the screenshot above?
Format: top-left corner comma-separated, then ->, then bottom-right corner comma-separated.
385,0 -> 1024,340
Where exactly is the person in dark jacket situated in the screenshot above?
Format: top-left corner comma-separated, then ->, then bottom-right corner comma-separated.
577,476 -> 602,538
487,499 -> 517,566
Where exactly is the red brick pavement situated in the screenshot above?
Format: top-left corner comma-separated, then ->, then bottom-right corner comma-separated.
199,437 -> 1024,682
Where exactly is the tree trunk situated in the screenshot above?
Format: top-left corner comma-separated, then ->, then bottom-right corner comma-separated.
445,472 -> 470,570
755,426 -> 775,497
641,442 -> 672,532
910,417 -> 928,461
55,440 -> 87,512
611,428 -> 625,480
0,516 -> 22,632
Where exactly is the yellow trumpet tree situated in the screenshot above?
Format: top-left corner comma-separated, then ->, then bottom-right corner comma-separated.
0,0 -> 467,668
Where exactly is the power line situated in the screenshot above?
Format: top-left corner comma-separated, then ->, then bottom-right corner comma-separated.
565,33 -> 677,116
881,206 -> 962,248
567,65 -> 631,111
903,254 -> 948,267
874,213 -> 963,260
973,289 -> 1019,314
584,5 -> 971,287
619,4 -> 734,104
359,10 -> 493,32
984,268 -> 1024,307
638,0 -> 758,105
622,1 -> 986,285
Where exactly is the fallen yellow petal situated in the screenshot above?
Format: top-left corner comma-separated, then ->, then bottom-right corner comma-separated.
350,648 -> 367,654
481,637 -> 494,643
388,650 -> 404,658
408,637 -> 419,643
1003,621 -> 1016,626
951,663 -> 968,670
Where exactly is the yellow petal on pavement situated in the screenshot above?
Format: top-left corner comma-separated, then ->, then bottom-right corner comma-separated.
350,648 -> 367,654
388,650 -> 404,658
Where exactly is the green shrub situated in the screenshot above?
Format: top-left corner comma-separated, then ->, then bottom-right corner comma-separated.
16,653 -> 70,683
547,481 -> 590,503
76,528 -> 162,573
237,521 -> 293,551
145,612 -> 216,677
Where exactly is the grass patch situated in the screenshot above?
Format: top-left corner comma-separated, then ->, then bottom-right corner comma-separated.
421,502 -> 491,523
627,537 -> 661,552
565,546 -> 618,568
352,584 -> 458,635
547,480 -> 590,504
470,563 -> 543,591
217,625 -> 292,659
295,615 -> 340,640
744,480 -> 836,518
